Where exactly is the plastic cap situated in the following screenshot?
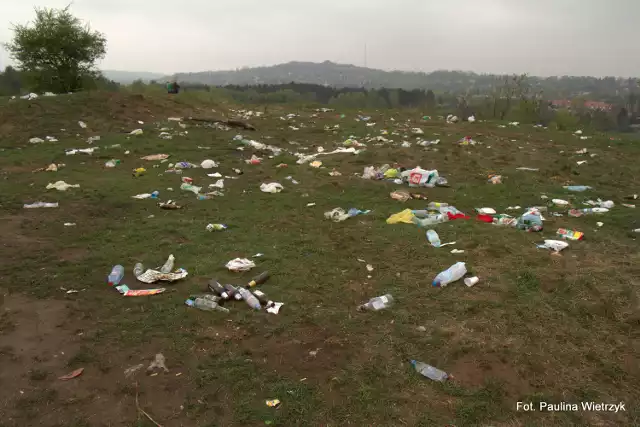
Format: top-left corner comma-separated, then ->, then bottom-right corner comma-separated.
432,281 -> 440,287
185,299 -> 194,306
410,360 -> 416,366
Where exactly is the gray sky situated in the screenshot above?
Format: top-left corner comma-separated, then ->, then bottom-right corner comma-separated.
1,0 -> 638,77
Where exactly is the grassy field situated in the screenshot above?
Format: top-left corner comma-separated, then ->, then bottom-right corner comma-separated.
0,91 -> 639,427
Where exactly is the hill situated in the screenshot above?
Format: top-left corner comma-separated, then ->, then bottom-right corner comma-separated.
102,70 -> 165,84
174,61 -> 638,99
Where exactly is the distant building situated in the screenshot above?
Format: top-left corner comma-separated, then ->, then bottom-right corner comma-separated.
551,99 -> 613,111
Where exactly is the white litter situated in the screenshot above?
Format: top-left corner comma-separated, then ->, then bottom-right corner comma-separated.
537,240 -> 569,252
201,159 -> 219,169
29,137 -> 45,144
46,181 -> 79,191
225,258 -> 256,272
129,129 -> 143,136
260,183 -> 284,193
78,121 -> 87,129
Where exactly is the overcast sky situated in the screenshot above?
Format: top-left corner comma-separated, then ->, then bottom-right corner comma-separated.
1,0 -> 638,77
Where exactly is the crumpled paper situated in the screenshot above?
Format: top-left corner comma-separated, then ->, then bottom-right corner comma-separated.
225,258 -> 256,272
141,154 -> 169,161
136,268 -> 188,284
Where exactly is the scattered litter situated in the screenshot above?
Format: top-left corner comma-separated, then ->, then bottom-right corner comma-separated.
206,223 -> 227,231
29,137 -> 45,144
564,185 -> 592,192
129,129 -> 143,136
576,160 -> 588,166
78,121 -> 87,129
266,399 -> 281,408
358,294 -> 393,311
537,240 -> 569,252
225,258 -> 256,272
260,183 -> 284,193
488,175 -> 502,184
410,360 -> 448,382
209,179 -> 224,189
390,191 -> 411,202
306,203 -> 316,207
246,155 -> 262,165
516,167 -> 539,171
557,228 -> 584,241
596,222 -> 604,227
158,200 -> 182,209
147,353 -> 168,374
133,167 -> 146,177
46,181 -> 80,191
552,199 -> 569,206
124,364 -> 144,378
66,147 -> 98,155
366,264 -> 374,272
64,222 -> 76,226
324,207 -> 370,222
24,202 -> 58,209
59,368 -> 84,380
141,154 -> 170,161
310,160 -> 323,168
136,267 -> 188,284
464,276 -> 479,287
433,262 -> 467,287
451,249 -> 465,254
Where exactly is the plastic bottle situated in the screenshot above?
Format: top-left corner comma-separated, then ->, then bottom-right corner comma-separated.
208,279 -> 231,299
108,265 -> 125,286
410,360 -> 449,382
247,271 -> 270,288
357,294 -> 394,311
237,287 -> 261,310
224,284 -> 243,300
133,263 -> 145,277
160,255 -> 174,273
426,230 -> 441,247
563,185 -> 592,192
151,191 -> 159,199
516,214 -> 543,232
253,289 -> 275,308
185,297 -> 229,313
432,262 -> 467,287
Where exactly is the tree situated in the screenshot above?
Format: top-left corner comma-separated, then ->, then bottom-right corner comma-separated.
425,90 -> 436,110
4,6 -> 107,93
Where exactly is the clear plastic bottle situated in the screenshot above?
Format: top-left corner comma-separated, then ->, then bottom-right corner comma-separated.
160,255 -> 175,273
357,294 -> 394,311
410,360 -> 449,382
108,265 -> 124,286
185,297 -> 229,313
432,262 -> 467,287
237,287 -> 261,310
133,263 -> 145,277
426,230 -> 441,247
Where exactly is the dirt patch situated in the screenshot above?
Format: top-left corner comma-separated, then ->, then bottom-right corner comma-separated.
450,353 -> 530,396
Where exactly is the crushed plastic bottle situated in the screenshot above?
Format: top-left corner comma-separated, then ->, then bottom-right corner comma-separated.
108,265 -> 125,286
160,255 -> 175,273
426,230 -> 441,247
185,297 -> 229,313
433,262 -> 467,287
357,294 -> 394,311
410,360 -> 449,382
516,213 -> 543,232
133,263 -> 145,277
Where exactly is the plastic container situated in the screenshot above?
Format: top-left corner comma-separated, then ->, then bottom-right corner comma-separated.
160,255 -> 175,273
357,294 -> 394,311
208,279 -> 231,299
426,230 -> 441,247
133,263 -> 145,277
410,360 -> 449,382
557,228 -> 584,241
427,202 -> 448,210
108,265 -> 125,286
433,262 -> 467,287
185,297 -> 229,313
237,287 -> 261,310
516,213 -> 543,232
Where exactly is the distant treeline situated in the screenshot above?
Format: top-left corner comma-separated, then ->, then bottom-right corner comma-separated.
179,82 -> 440,108
0,66 -> 119,96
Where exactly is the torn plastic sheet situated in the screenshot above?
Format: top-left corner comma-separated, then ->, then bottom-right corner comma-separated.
116,284 -> 166,296
225,258 -> 256,272
295,147 -> 362,164
136,268 -> 188,284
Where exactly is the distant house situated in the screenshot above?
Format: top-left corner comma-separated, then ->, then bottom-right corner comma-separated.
551,99 -> 613,111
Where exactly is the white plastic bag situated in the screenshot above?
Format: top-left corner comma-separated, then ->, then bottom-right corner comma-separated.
260,183 -> 283,193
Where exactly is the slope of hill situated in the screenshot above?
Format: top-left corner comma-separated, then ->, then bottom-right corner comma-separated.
102,70 -> 165,84
174,61 -> 638,98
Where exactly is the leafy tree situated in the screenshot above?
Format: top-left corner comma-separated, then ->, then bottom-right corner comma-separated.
4,6 -> 107,93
